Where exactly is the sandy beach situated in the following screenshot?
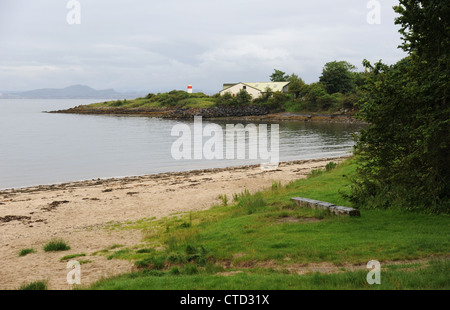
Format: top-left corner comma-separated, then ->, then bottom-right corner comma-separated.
0,156 -> 348,290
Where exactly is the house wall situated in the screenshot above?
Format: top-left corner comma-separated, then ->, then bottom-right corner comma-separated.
219,83 -> 262,99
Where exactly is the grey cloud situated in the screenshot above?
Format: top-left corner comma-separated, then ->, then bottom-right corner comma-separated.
0,0 -> 406,94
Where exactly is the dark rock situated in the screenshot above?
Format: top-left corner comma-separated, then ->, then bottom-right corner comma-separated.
162,105 -> 268,119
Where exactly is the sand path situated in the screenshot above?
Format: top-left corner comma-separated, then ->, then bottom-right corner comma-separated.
0,157 -> 347,290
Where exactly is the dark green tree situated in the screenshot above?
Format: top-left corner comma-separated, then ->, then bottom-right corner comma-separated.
350,0 -> 450,213
319,61 -> 356,94
215,92 -> 234,106
287,74 -> 306,98
270,69 -> 289,82
234,89 -> 253,106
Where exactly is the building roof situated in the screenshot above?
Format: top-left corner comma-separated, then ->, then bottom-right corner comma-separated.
222,82 -> 290,92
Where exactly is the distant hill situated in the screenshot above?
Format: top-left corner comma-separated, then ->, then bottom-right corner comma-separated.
0,85 -> 146,99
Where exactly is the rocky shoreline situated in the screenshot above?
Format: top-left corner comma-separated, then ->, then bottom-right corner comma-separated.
48,105 -> 365,123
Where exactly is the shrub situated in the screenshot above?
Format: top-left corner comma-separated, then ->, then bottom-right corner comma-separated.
215,92 -> 234,106
237,191 -> 266,214
169,267 -> 180,275
135,255 -> 166,270
111,100 -> 125,107
182,263 -> 199,275
216,89 -> 252,107
325,162 -> 337,171
43,239 -> 70,252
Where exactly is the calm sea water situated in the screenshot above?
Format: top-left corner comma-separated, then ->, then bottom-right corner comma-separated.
0,99 -> 364,189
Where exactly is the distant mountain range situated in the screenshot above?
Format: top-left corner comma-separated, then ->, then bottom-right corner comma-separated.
0,85 -> 147,99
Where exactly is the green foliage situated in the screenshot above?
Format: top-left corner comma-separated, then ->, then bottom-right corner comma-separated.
215,92 -> 234,106
394,0 -> 449,62
19,281 -> 48,290
254,91 -> 290,111
216,89 -> 252,107
94,91 -> 215,109
218,194 -> 228,206
107,249 -> 130,260
181,263 -> 199,275
60,253 -> 86,261
234,89 -> 252,106
88,259 -> 450,290
136,248 -> 155,254
325,161 -> 337,171
272,181 -> 282,190
302,82 -> 329,110
93,68 -> 365,113
287,74 -> 306,98
111,99 -> 125,107
19,248 -> 36,257
235,191 -> 266,215
88,160 -> 450,290
134,243 -> 209,270
319,61 -> 357,94
43,239 -> 71,252
169,267 -> 180,275
135,255 -> 166,270
153,90 -> 190,106
261,68 -> 364,112
350,1 -> 450,214
270,69 -> 289,82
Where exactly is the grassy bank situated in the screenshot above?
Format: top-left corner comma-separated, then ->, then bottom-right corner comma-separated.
84,90 -> 358,116
87,159 -> 449,290
89,91 -> 216,109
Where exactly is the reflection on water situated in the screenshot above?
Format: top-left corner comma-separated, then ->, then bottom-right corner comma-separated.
0,99 -> 365,189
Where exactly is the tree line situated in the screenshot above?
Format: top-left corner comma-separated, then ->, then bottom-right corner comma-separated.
138,1 -> 448,215
216,0 -> 449,214
216,61 -> 370,113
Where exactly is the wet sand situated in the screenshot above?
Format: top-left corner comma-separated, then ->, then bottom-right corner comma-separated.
0,156 -> 349,290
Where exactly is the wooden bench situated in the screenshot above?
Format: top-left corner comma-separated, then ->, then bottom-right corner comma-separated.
290,197 -> 360,216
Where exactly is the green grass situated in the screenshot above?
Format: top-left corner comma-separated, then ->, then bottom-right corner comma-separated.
90,259 -> 449,290
43,238 -> 71,252
88,92 -> 216,109
19,248 -> 36,257
19,280 -> 48,290
86,158 -> 450,290
60,253 -> 86,261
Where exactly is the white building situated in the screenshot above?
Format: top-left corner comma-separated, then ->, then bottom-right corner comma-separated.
219,82 -> 290,98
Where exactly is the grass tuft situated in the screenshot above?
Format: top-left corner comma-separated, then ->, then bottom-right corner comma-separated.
19,248 -> 36,257
19,281 -> 48,290
43,238 -> 71,252
60,253 -> 86,261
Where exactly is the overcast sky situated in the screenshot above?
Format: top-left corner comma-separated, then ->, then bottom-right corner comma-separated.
0,0 -> 406,94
